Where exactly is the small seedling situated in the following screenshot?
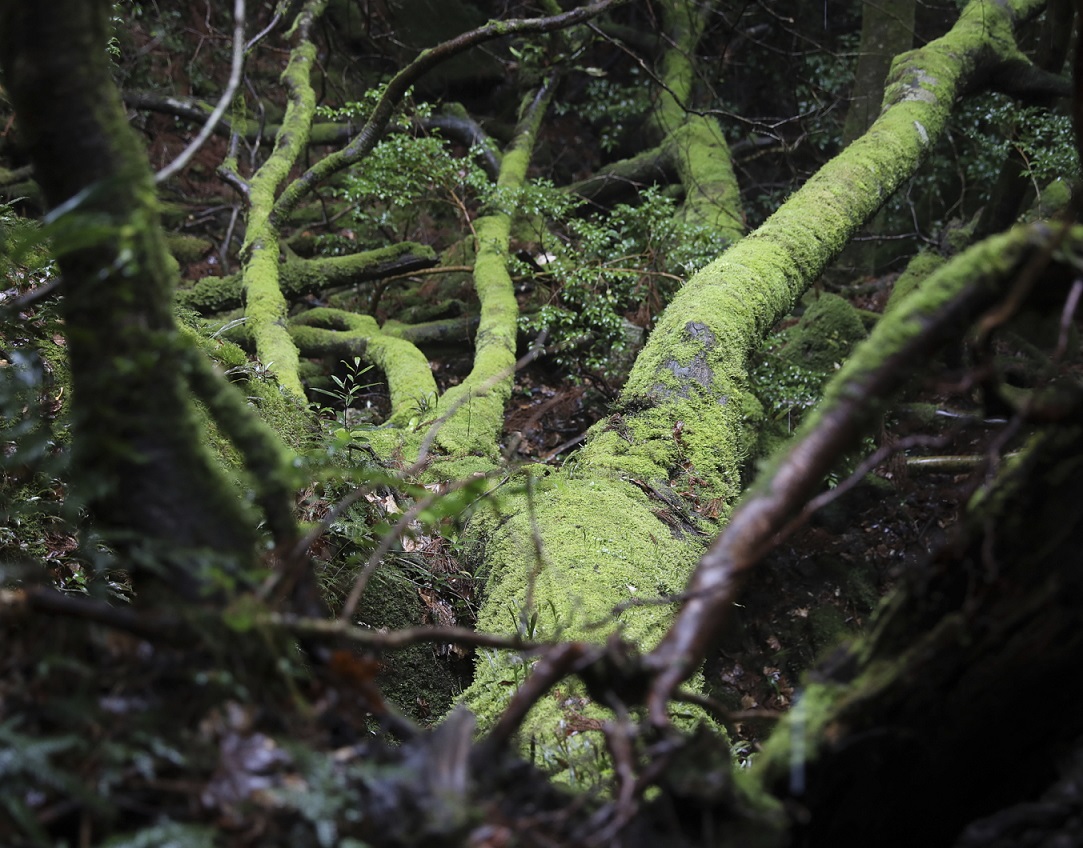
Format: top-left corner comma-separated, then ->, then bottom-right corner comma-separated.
312,356 -> 376,430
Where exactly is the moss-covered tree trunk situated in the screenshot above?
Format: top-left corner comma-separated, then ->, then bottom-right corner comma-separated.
0,0 -> 258,594
461,0 -> 1051,739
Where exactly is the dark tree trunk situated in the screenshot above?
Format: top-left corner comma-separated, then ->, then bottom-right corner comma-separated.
756,422 -> 1083,847
0,0 -> 257,595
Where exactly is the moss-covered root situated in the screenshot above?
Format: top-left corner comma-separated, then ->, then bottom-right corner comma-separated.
433,81 -> 556,458
239,0 -> 327,401
288,307 -> 438,426
179,242 -> 437,314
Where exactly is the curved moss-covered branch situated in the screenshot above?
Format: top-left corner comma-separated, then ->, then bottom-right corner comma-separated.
124,90 -> 506,177
123,90 -> 357,146
179,242 -> 437,314
431,80 -> 557,459
239,0 -> 327,400
289,307 -> 438,426
269,0 -> 628,227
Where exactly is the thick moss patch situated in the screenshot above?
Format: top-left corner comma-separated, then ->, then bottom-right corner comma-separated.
462,470 -> 705,753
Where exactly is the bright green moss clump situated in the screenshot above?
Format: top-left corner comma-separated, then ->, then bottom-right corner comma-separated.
462,469 -> 706,760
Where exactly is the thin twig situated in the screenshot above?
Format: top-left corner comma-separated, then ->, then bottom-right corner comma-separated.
337,470 -> 511,622
478,642 -> 593,754
156,0 -> 247,183
1054,277 -> 1083,362
267,611 -> 542,652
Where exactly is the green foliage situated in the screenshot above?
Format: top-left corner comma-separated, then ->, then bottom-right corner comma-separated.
0,202 -> 55,291
553,68 -> 651,154
882,94 -> 1075,237
0,719 -> 96,841
963,95 -> 1077,187
330,118 -> 490,245
793,32 -> 858,155
311,355 -> 377,432
102,822 -> 217,848
314,87 -> 389,125
748,350 -> 826,430
518,187 -> 716,381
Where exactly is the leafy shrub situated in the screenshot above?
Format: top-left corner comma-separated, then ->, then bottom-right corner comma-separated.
518,187 -> 717,382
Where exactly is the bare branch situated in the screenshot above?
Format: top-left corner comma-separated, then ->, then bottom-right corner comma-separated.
270,0 -> 629,226
155,0 -> 246,184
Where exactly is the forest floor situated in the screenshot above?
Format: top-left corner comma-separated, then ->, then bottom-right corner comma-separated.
143,102 -> 999,754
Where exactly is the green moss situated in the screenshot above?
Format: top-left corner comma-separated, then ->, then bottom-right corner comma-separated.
583,393 -> 749,511
429,86 -> 550,458
753,676 -> 848,789
236,7 -> 325,402
668,116 -> 745,244
424,454 -> 497,481
243,372 -> 316,453
649,0 -> 707,138
288,308 -> 439,427
353,564 -> 460,722
608,0 -> 1028,522
179,242 -> 436,314
1023,178 -> 1072,222
807,604 -> 853,653
775,293 -> 867,374
242,245 -> 305,399
462,471 -> 705,751
165,232 -> 212,264
752,222 -> 1055,502
884,250 -> 946,314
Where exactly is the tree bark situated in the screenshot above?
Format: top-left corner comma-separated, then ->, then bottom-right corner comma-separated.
756,416 -> 1083,847
0,0 -> 259,594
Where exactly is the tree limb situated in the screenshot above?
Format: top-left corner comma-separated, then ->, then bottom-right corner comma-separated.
269,0 -> 629,227
645,220 -> 1077,722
